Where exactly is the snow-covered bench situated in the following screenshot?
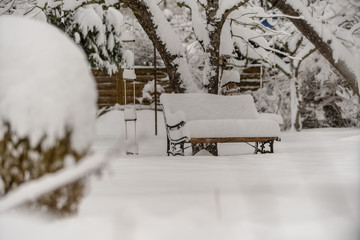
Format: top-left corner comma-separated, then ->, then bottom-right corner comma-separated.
160,93 -> 281,156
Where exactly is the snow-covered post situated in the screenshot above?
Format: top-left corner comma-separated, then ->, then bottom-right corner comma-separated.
122,40 -> 138,154
0,16 -> 97,215
154,45 -> 158,135
123,68 -> 139,155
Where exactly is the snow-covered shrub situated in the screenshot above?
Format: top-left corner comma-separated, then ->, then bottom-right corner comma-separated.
0,16 -> 97,215
250,69 -> 291,130
139,80 -> 165,106
298,53 -> 360,128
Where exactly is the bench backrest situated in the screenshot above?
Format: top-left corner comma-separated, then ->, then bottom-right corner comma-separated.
160,93 -> 259,121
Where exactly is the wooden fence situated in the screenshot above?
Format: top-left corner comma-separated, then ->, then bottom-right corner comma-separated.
93,67 -> 172,109
239,66 -> 263,92
93,66 -> 264,109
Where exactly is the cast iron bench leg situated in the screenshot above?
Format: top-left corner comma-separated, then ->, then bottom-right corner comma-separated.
169,141 -> 185,156
254,142 -> 259,154
192,143 -> 218,156
270,140 -> 274,153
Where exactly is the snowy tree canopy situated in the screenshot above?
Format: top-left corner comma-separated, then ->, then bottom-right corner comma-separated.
2,0 -> 359,95
121,0 -> 291,93
121,0 -> 360,95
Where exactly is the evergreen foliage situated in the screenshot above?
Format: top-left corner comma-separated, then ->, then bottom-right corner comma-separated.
44,5 -> 123,74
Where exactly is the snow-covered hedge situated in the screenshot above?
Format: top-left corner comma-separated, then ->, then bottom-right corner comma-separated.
0,16 -> 97,215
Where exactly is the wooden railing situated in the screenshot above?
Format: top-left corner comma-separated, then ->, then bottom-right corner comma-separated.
93,67 -> 172,109
93,66 -> 265,108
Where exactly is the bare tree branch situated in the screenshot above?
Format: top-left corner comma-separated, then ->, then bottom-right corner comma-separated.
269,0 -> 360,96
0,0 -> 15,15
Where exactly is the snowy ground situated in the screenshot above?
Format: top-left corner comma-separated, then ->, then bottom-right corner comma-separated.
1,110 -> 359,240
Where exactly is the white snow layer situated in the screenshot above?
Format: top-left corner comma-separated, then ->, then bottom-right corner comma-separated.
258,113 -> 284,125
74,6 -> 106,46
161,93 -> 260,121
0,16 -> 97,152
1,110 -> 359,240
62,0 -> 88,11
186,119 -> 280,138
143,0 -> 183,55
161,93 -> 281,138
142,0 -> 199,92
124,108 -> 137,121
123,50 -> 135,69
123,69 -> 136,80
216,0 -> 244,19
106,7 -> 123,36
221,70 -> 240,86
120,30 -> 135,42
177,0 -> 210,47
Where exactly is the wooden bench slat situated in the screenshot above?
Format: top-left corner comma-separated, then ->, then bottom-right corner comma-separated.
190,137 -> 279,143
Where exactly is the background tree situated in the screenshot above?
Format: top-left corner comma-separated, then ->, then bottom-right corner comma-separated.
268,0 -> 360,96
298,52 -> 360,128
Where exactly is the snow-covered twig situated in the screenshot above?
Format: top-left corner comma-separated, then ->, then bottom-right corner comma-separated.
254,14 -> 304,20
263,46 -> 302,60
0,0 -> 15,15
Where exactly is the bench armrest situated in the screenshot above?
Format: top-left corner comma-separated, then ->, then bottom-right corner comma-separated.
162,105 -> 186,127
167,120 -> 186,130
162,104 -> 189,142
166,111 -> 186,127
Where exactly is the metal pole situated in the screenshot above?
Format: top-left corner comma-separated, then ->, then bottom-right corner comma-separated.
260,65 -> 263,104
133,80 -> 135,106
154,45 -> 158,135
125,79 -> 127,105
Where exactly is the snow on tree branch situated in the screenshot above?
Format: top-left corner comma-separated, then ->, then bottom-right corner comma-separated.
270,0 -> 360,95
143,0 -> 184,55
216,0 -> 249,20
122,0 -> 198,92
176,0 -> 210,48
0,0 -> 15,15
286,0 -> 360,76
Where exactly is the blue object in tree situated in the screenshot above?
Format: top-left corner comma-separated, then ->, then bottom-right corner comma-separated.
260,17 -> 278,29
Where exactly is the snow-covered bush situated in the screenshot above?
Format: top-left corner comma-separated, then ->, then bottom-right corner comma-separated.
298,53 -> 360,128
249,69 -> 292,130
0,16 -> 97,215
139,80 -> 165,106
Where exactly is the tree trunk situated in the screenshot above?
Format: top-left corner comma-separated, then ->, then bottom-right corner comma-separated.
205,1 -> 222,94
270,0 -> 359,96
122,0 -> 188,93
204,30 -> 221,94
